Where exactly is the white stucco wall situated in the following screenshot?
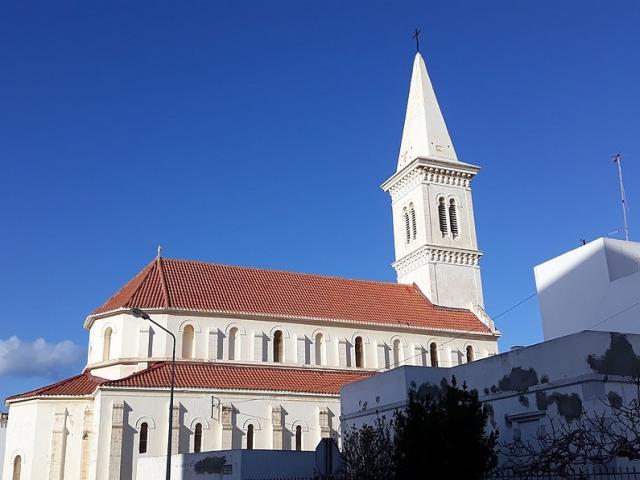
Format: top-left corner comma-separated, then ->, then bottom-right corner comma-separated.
85,311 -> 498,379
535,238 -> 640,340
1,399 -> 92,480
90,388 -> 339,480
384,158 -> 486,310
137,449 -> 316,480
3,307 -> 497,480
3,387 -> 338,480
341,330 -> 640,467
0,414 -> 6,480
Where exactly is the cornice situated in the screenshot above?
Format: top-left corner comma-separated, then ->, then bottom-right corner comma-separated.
381,157 -> 480,201
84,306 -> 496,339
393,244 -> 483,278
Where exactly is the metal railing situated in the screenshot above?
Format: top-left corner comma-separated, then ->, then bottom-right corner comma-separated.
246,468 -> 640,480
487,467 -> 640,480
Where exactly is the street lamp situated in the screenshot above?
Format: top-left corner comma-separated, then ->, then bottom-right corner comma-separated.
131,307 -> 176,480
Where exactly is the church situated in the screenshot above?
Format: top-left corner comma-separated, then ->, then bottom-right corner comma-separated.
2,51 -> 500,480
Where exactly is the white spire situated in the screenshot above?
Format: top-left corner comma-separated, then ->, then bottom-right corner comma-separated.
397,52 -> 458,171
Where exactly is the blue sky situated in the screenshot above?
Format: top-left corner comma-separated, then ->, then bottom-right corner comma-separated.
1,1 -> 638,405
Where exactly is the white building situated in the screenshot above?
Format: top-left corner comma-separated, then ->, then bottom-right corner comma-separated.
341,330 -> 640,469
2,50 -> 500,480
535,237 -> 640,341
0,413 -> 7,480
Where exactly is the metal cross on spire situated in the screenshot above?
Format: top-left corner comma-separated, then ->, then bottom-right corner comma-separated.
412,28 -> 421,53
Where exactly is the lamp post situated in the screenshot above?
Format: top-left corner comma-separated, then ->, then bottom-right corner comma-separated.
131,307 -> 176,480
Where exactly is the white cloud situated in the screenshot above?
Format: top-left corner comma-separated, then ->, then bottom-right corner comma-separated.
0,336 -> 84,378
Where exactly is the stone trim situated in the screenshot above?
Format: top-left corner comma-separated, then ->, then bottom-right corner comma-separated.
470,304 -> 498,332
393,245 -> 482,277
108,402 -> 124,480
385,164 -> 475,201
49,409 -> 68,480
271,405 -> 283,450
221,404 -> 233,450
80,408 -> 93,480
319,407 -> 331,439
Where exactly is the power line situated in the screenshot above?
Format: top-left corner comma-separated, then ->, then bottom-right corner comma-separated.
493,292 -> 537,320
189,291 -> 542,414
378,291 -> 538,371
586,301 -> 640,330
228,295 -> 640,419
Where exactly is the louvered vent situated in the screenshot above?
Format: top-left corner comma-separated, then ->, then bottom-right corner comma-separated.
449,199 -> 459,237
438,198 -> 448,235
403,208 -> 411,244
410,203 -> 417,240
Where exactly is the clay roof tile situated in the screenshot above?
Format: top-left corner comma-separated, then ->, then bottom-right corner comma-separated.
92,258 -> 491,334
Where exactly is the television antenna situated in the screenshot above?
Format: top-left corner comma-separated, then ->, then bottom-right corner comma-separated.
612,153 -> 630,241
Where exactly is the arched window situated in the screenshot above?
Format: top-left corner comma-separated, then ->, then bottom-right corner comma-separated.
466,345 -> 474,363
139,422 -> 148,454
12,455 -> 21,480
315,333 -> 324,366
354,336 -> 364,368
392,339 -> 401,367
194,423 -> 203,453
182,325 -> 194,359
295,425 -> 302,451
438,197 -> 448,235
449,199 -> 459,237
430,342 -> 439,367
403,207 -> 411,244
409,203 -> 417,240
246,424 -> 254,450
273,330 -> 283,363
103,327 -> 112,362
228,327 -> 238,361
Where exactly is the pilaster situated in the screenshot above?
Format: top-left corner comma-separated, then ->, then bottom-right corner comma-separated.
319,407 -> 331,439
49,408 -> 68,480
108,402 -> 124,480
271,406 -> 283,450
79,407 -> 93,480
171,405 -> 179,454
221,405 -> 233,450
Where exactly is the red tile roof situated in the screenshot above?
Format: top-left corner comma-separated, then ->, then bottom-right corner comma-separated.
7,373 -> 106,402
104,362 -> 373,395
6,363 -> 370,403
91,257 -> 491,334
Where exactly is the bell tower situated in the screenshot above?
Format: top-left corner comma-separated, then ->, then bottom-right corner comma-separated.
382,52 -> 485,310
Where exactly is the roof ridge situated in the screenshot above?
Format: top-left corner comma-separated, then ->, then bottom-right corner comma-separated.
160,257 -> 408,288
156,257 -> 171,308
90,256 -> 492,335
91,259 -> 157,315
130,260 -> 158,307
